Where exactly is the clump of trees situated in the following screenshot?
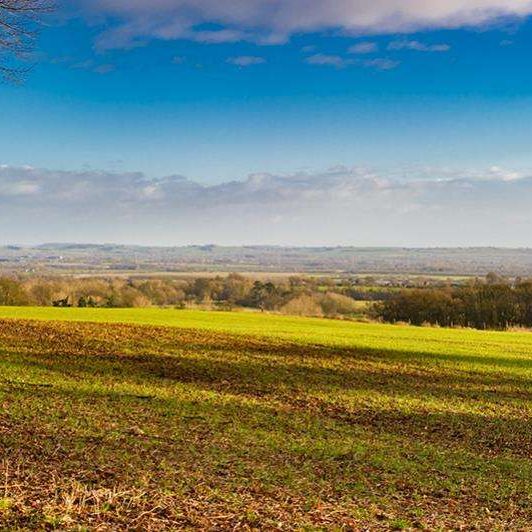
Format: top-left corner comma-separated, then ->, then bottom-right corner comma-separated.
375,281 -> 532,330
0,274 -> 366,318
0,278 -> 30,306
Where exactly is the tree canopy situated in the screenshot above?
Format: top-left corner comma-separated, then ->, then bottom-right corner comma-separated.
0,0 -> 51,82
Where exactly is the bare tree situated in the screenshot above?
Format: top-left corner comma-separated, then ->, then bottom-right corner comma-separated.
0,0 -> 52,82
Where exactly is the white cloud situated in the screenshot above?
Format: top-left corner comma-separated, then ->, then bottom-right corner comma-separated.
0,180 -> 40,196
93,63 -> 116,74
82,0 -> 532,50
68,59 -> 117,74
1,164 -> 531,246
305,54 -> 352,68
227,55 -> 266,66
388,40 -> 451,52
304,51 -> 399,70
193,29 -> 246,44
349,41 -> 378,54
486,165 -> 523,181
363,58 -> 400,70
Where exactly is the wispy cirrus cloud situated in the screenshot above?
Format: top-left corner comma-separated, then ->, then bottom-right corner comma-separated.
363,58 -> 400,70
55,57 -> 117,75
79,1 -> 532,50
1,164 -> 531,246
305,54 -> 352,68
388,40 -> 451,52
348,42 -> 378,54
305,51 -> 398,70
227,55 -> 266,67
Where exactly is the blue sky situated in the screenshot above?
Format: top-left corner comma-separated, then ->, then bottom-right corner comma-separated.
1,1 -> 532,245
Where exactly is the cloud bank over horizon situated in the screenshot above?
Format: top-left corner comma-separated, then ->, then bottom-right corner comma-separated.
1,164 -> 531,247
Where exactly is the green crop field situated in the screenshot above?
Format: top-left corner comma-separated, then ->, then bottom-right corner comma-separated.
0,307 -> 530,530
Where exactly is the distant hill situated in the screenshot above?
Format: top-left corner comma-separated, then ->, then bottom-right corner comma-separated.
1,244 -> 532,276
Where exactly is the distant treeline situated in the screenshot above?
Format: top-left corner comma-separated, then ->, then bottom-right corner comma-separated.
2,273 -> 529,329
375,282 -> 532,330
0,274 -> 372,318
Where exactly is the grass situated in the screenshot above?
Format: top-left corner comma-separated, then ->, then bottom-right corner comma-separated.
0,307 -> 530,529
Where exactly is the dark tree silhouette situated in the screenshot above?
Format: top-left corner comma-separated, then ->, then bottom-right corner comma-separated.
0,0 -> 52,82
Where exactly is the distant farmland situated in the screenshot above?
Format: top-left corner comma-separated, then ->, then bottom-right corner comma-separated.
0,307 -> 530,529
3,244 -> 532,276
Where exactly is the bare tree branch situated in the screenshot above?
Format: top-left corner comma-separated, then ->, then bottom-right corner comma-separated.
0,0 -> 53,83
